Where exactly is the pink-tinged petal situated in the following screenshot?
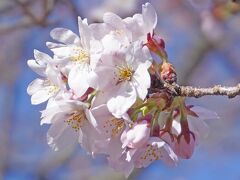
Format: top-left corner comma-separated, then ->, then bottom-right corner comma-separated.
85,109 -> 98,128
103,12 -> 125,30
124,14 -> 144,41
160,132 -> 176,148
50,28 -> 80,45
133,138 -> 164,168
27,78 -> 45,95
161,144 -> 178,166
101,33 -> 122,52
27,60 -> 46,77
128,42 -> 152,67
133,137 -> 178,168
94,66 -> 116,91
132,64 -> 151,100
79,121 -> 100,155
47,119 -> 78,151
68,66 -> 90,97
31,88 -> 53,105
108,154 -> 134,178
188,117 -> 209,139
142,2 -> 157,33
107,83 -> 137,118
33,49 -> 52,63
89,23 -> 112,40
121,120 -> 150,149
90,105 -> 111,126
91,104 -> 125,138
45,66 -> 66,90
106,136 -> 125,159
174,134 -> 195,159
89,39 -> 103,54
40,109 -> 64,125
57,100 -> 87,113
48,45 -> 72,60
172,120 -> 181,135
46,41 -> 66,49
191,106 -> 219,120
78,17 -> 91,49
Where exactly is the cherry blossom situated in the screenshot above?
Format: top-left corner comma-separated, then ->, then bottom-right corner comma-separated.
47,17 -> 102,97
94,41 -> 152,118
27,50 -> 66,104
27,2 -> 220,177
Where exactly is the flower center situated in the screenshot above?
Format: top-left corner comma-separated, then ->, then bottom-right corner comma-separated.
44,80 -> 60,95
115,64 -> 134,84
103,118 -> 125,137
139,144 -> 161,164
71,47 -> 90,63
65,112 -> 85,131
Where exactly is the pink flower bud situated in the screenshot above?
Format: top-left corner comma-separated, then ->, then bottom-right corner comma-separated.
121,120 -> 150,149
145,32 -> 167,57
174,132 -> 196,159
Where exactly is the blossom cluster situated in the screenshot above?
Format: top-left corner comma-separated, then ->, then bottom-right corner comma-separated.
27,3 -> 218,177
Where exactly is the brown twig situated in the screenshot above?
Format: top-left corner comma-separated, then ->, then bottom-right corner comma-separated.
160,83 -> 240,98
178,84 -> 240,98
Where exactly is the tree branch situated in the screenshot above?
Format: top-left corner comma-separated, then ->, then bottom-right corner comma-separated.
162,83 -> 240,98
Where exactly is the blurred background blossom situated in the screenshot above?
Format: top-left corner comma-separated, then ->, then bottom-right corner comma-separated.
0,0 -> 240,179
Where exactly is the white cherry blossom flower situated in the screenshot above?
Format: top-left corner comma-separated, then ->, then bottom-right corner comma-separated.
123,2 -> 157,43
90,2 -> 157,45
47,17 -> 103,97
27,50 -> 66,105
188,106 -> 219,142
88,104 -> 128,156
121,120 -> 150,149
41,99 -> 99,153
94,41 -> 152,118
108,137 -> 178,177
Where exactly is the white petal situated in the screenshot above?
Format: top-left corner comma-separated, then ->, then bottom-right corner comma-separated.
107,83 -> 137,118
174,135 -> 195,159
47,44 -> 72,59
41,109 -> 64,125
172,120 -> 181,134
46,41 -> 66,49
108,154 -> 134,178
68,66 -> 90,97
50,28 -> 80,45
31,88 -> 53,105
85,109 -> 97,128
27,78 -> 45,95
89,39 -> 103,54
27,60 -> 46,77
188,117 -> 209,139
142,3 -> 157,33
132,64 -> 151,100
192,106 -> 219,120
103,12 -> 125,30
101,33 -> 122,52
47,119 -> 77,151
78,17 -> 91,49
45,65 -> 65,89
34,49 -> 52,63
78,122 -> 100,154
89,23 -> 112,40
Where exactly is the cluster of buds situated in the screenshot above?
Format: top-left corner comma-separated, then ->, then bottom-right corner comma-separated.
27,2 -> 218,177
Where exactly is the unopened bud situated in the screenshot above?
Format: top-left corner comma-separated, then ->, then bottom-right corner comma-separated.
160,62 -> 177,84
145,32 -> 167,58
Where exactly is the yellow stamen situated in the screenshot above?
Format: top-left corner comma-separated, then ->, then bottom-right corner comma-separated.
71,47 -> 90,63
115,64 -> 134,84
65,111 -> 85,132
